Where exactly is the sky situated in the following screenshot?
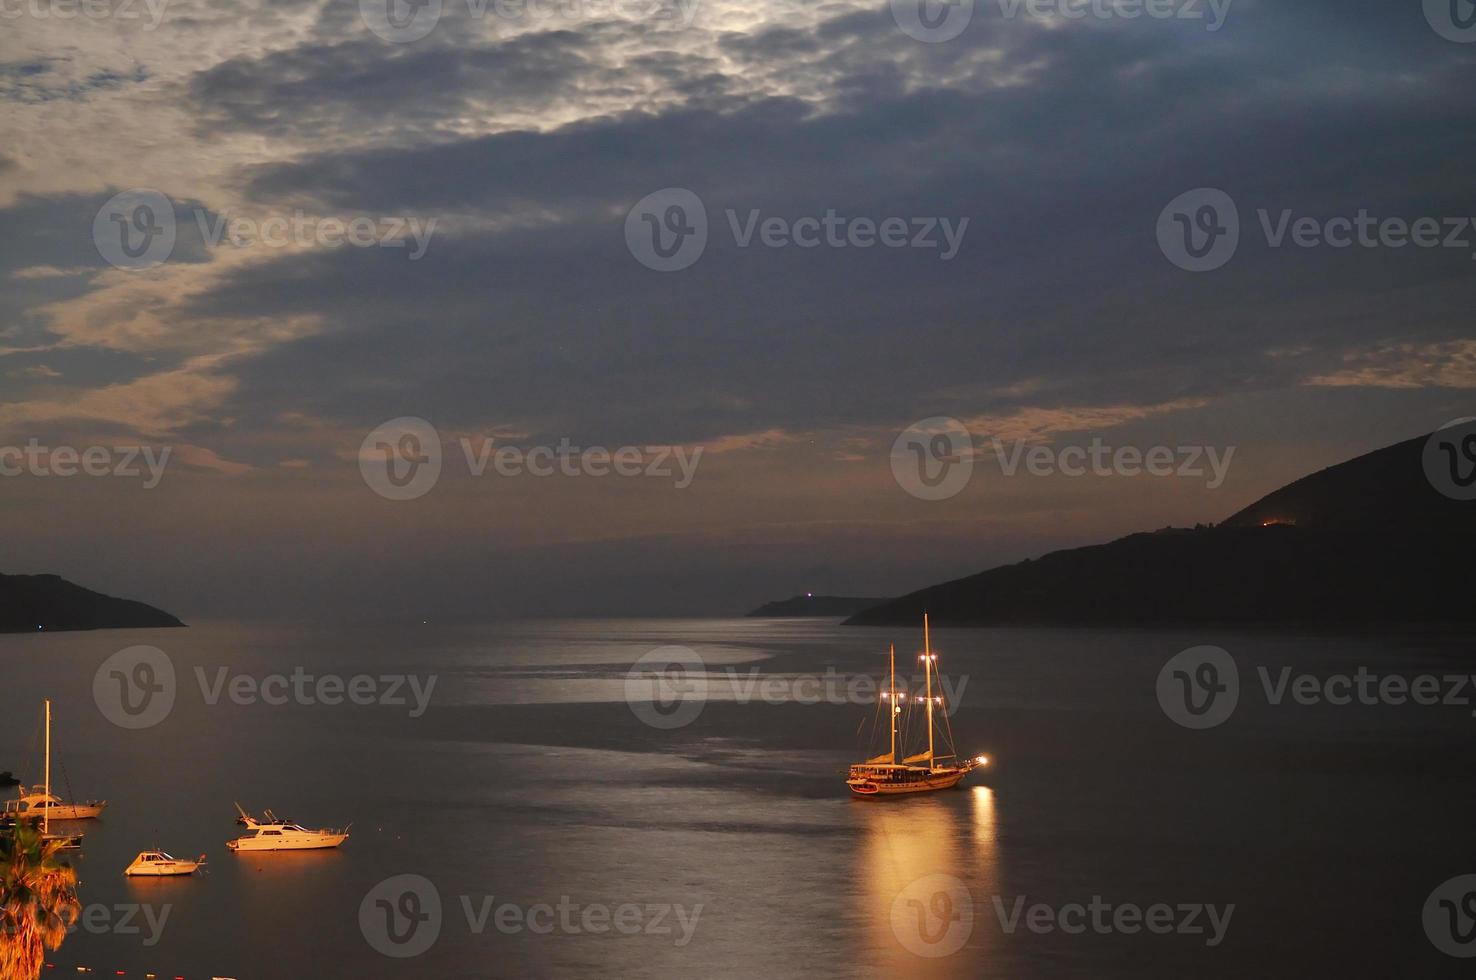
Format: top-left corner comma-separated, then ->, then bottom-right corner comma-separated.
0,0 -> 1472,621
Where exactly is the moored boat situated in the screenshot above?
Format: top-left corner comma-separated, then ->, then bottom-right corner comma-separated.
20,701 -> 87,848
227,804 -> 349,851
4,785 -> 108,821
845,615 -> 992,798
125,850 -> 207,876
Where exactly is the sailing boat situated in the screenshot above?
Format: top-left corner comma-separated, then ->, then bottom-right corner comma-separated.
23,701 -> 85,848
4,786 -> 107,822
5,703 -> 107,824
845,615 -> 991,797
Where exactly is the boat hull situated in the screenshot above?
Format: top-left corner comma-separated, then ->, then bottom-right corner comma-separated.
227,833 -> 348,852
125,864 -> 200,876
847,770 -> 968,797
42,802 -> 107,820
43,833 -> 84,849
5,793 -> 108,822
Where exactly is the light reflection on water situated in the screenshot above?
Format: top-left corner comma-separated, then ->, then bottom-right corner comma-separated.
858,786 -> 1000,975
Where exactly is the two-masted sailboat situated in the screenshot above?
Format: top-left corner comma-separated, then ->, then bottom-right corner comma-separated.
846,615 -> 991,797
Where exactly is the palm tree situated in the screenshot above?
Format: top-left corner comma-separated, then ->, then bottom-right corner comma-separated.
0,822 -> 80,980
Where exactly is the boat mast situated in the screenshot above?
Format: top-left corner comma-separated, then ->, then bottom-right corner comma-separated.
923,614 -> 934,768
889,644 -> 898,764
43,699 -> 50,836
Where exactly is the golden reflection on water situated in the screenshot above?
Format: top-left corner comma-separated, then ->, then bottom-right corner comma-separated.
857,786 -> 999,974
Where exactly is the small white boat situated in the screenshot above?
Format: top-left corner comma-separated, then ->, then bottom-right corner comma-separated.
227,804 -> 349,852
4,785 -> 108,821
125,850 -> 207,876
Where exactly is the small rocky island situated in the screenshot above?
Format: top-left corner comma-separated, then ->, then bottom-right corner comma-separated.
0,573 -> 184,633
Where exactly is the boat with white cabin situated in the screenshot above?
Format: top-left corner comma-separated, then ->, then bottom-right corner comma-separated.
845,615 -> 992,798
3,702 -> 87,848
227,804 -> 349,851
125,850 -> 207,876
4,785 -> 108,821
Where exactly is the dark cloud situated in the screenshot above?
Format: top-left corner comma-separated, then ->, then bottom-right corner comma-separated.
169,0 -> 1476,445
188,25 -> 725,143
0,58 -> 149,102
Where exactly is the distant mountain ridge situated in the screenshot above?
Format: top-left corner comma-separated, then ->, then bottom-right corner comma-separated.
0,573 -> 184,633
747,595 -> 891,617
847,427 -> 1475,627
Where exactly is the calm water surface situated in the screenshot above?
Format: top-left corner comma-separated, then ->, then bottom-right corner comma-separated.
2,619 -> 1473,978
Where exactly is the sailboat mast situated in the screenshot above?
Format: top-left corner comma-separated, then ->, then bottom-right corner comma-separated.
924,615 -> 934,767
43,699 -> 51,836
889,644 -> 898,764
